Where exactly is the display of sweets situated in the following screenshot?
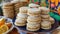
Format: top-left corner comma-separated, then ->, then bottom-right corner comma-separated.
2,2 -> 14,19
14,3 -> 55,31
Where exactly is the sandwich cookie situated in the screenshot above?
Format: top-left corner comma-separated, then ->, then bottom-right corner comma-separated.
29,3 -> 39,8
27,16 -> 41,22
15,18 -> 27,26
39,7 -> 50,15
28,8 -> 41,16
19,7 -> 29,14
41,21 -> 51,30
27,23 -> 40,31
16,13 -> 28,20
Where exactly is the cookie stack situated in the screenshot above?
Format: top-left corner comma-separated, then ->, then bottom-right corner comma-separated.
11,0 -> 29,16
39,7 -> 50,21
27,8 -> 41,31
2,2 -> 14,19
39,7 -> 55,24
39,7 -> 55,30
11,0 -> 23,16
15,7 -> 28,26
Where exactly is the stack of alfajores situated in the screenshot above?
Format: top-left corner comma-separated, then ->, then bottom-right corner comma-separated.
2,2 -> 14,19
11,0 -> 29,16
14,3 -> 55,31
39,7 -> 55,30
27,4 -> 41,31
15,7 -> 28,26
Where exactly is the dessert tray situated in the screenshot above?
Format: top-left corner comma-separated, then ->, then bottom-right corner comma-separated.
13,17 -> 59,34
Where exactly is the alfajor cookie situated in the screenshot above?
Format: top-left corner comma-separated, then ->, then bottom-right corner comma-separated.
2,2 -> 14,19
41,21 -> 51,30
16,13 -> 28,20
41,15 -> 50,19
27,23 -> 40,31
29,3 -> 39,8
15,18 -> 27,26
19,7 -> 29,14
27,16 -> 41,22
28,8 -> 41,16
39,7 -> 50,15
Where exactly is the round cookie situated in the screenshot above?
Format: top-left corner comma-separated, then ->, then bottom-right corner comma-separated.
27,21 -> 41,24
16,13 -> 28,20
28,8 -> 41,16
19,7 -> 29,14
39,7 -> 50,15
27,23 -> 40,31
29,3 -> 39,8
41,21 -> 51,30
27,16 -> 41,22
41,15 -> 50,19
15,18 -> 26,26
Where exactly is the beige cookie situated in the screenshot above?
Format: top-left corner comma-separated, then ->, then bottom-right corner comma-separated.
16,13 -> 28,20
39,7 -> 50,15
28,8 -> 41,16
27,20 -> 41,24
29,3 -> 39,8
27,16 -> 41,22
27,23 -> 40,31
41,21 -> 51,30
15,18 -> 27,26
41,18 -> 49,21
19,7 -> 29,14
41,15 -> 50,19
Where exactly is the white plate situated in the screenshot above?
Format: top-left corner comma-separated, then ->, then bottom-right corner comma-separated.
0,16 -> 14,34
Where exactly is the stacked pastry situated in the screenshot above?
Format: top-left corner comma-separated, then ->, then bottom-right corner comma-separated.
15,7 -> 28,26
11,0 -> 22,16
39,7 -> 55,24
39,7 -> 55,29
27,8 -> 41,31
11,0 -> 29,16
2,2 -> 14,19
39,7 -> 50,21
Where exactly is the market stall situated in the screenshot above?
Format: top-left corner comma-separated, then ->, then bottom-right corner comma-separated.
0,0 -> 60,34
